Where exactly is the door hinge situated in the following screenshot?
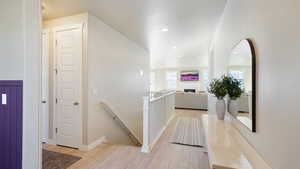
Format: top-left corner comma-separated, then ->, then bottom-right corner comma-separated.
55,68 -> 58,75
56,40 -> 58,46
56,98 -> 58,104
55,128 -> 58,134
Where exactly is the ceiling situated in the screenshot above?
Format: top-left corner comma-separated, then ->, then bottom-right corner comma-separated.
43,0 -> 227,69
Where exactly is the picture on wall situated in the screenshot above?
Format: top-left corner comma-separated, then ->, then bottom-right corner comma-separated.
180,71 -> 199,81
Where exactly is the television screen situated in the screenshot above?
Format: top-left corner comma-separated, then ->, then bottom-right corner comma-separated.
180,71 -> 199,81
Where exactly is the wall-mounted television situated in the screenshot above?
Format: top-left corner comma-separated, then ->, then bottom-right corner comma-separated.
180,71 -> 199,81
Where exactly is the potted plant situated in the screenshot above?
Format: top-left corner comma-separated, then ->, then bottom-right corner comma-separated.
208,78 -> 227,120
223,75 -> 244,117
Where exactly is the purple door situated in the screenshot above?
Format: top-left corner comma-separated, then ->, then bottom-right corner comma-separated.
0,81 -> 22,169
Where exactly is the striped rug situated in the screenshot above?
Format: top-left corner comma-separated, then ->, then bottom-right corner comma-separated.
170,116 -> 205,147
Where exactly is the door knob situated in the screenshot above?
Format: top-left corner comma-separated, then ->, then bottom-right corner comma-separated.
42,101 -> 47,104
73,102 -> 79,106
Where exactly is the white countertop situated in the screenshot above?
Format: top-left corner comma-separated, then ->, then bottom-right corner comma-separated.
202,114 -> 272,169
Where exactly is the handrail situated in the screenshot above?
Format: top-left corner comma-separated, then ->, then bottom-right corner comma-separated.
100,101 -> 142,146
150,91 -> 176,103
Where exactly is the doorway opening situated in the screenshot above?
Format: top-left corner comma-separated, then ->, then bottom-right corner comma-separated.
41,12 -> 85,169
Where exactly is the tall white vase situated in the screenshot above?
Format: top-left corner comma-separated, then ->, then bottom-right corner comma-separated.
216,99 -> 226,120
229,99 -> 239,117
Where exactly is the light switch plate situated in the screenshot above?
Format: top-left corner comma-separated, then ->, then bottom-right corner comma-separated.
2,94 -> 7,105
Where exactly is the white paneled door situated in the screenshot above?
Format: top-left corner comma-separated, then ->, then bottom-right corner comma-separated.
54,24 -> 83,148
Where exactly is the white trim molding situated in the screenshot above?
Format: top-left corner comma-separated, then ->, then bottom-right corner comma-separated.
22,0 -> 42,169
141,96 -> 150,153
142,113 -> 176,153
79,136 -> 107,151
52,24 -> 84,32
46,139 -> 57,145
142,93 -> 176,153
42,29 -> 50,144
150,113 -> 176,150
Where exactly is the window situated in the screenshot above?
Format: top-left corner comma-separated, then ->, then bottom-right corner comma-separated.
166,72 -> 177,90
203,70 -> 209,91
230,70 -> 244,80
229,70 -> 245,88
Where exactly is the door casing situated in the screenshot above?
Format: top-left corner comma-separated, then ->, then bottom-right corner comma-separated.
42,29 -> 50,143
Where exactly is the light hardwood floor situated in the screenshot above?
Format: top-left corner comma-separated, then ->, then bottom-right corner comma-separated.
43,109 -> 210,169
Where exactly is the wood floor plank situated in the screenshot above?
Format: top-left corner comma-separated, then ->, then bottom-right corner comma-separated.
43,109 -> 210,169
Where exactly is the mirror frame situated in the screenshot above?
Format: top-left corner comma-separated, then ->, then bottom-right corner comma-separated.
230,39 -> 256,132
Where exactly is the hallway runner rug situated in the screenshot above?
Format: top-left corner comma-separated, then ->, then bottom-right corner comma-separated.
170,116 -> 205,147
42,149 -> 81,169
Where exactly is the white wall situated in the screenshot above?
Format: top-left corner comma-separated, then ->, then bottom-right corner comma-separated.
211,0 -> 300,168
0,0 -> 24,80
43,13 -> 150,146
1,0 -> 41,168
87,14 -> 150,145
152,67 -> 208,92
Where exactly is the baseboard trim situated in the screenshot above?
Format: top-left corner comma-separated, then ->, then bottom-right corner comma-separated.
175,107 -> 208,111
46,139 -> 56,145
150,125 -> 167,150
166,113 -> 176,126
141,144 -> 151,153
149,113 -> 176,151
79,136 -> 107,151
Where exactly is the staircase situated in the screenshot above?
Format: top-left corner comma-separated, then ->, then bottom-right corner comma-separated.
100,101 -> 142,146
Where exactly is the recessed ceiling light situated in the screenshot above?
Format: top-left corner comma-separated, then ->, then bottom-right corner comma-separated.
161,28 -> 169,32
177,56 -> 183,58
173,46 -> 177,49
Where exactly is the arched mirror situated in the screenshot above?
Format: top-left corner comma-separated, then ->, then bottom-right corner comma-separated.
228,39 -> 256,132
